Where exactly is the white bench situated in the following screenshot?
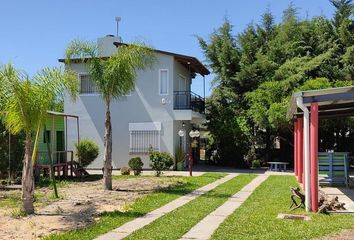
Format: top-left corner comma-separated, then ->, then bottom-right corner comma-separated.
268,162 -> 289,172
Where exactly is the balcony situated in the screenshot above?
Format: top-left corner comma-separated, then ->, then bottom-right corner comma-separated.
173,91 -> 205,114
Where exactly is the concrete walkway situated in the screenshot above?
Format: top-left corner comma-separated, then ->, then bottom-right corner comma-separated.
95,173 -> 238,240
180,175 -> 269,240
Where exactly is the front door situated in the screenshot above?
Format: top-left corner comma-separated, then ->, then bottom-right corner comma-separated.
56,131 -> 65,163
177,74 -> 188,108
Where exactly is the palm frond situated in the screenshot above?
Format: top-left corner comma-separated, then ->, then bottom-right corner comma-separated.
65,39 -> 98,64
0,63 -> 79,135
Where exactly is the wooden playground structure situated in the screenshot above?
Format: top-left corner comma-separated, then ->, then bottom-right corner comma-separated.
34,111 -> 89,178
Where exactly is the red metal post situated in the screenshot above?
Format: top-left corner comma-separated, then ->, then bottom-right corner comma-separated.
294,121 -> 298,177
298,117 -> 304,183
310,102 -> 319,212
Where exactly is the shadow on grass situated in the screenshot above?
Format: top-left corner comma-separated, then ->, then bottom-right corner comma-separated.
100,209 -> 145,218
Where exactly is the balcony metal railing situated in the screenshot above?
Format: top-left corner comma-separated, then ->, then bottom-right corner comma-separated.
174,91 -> 205,113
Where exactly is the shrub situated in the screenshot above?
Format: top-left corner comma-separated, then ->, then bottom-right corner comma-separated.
120,167 -> 131,175
75,139 -> 99,167
149,150 -> 174,176
128,157 -> 143,176
252,159 -> 261,169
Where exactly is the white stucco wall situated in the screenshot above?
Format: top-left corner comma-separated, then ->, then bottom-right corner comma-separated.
64,53 -> 183,168
63,36 -> 206,169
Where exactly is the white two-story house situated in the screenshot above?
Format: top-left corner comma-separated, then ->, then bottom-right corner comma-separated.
60,35 -> 209,169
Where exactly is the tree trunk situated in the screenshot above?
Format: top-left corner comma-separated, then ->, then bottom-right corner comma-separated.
265,128 -> 272,162
22,134 -> 34,214
103,104 -> 113,190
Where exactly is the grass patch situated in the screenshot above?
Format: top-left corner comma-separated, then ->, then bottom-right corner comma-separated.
0,191 -> 21,208
126,174 -> 256,240
0,189 -> 55,210
44,173 -> 225,240
211,175 -> 354,240
8,207 -> 27,218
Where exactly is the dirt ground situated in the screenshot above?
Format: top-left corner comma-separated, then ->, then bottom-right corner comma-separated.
319,228 -> 354,240
0,176 -> 178,240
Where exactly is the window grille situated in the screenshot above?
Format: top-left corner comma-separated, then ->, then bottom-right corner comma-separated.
129,130 -> 160,153
79,74 -> 98,94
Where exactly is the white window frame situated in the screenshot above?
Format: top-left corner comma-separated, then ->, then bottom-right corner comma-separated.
78,72 -> 99,96
159,69 -> 169,95
129,122 -> 161,154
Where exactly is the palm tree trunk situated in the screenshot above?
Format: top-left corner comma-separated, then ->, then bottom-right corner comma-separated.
22,134 -> 34,214
103,104 -> 113,190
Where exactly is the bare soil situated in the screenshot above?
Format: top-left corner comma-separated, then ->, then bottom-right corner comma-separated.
320,228 -> 354,240
0,176 -> 178,240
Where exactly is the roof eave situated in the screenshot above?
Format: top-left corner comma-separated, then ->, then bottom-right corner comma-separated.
113,42 -> 210,76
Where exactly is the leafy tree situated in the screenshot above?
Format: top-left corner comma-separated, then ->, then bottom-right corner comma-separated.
0,122 -> 24,180
199,1 -> 354,166
65,41 -> 156,190
0,64 -> 78,214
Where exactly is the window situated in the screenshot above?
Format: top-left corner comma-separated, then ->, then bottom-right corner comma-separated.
159,69 -> 168,95
129,122 -> 161,153
43,130 -> 51,143
79,73 -> 98,94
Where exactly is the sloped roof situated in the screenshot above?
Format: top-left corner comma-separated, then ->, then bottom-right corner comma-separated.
113,42 -> 210,76
288,86 -> 354,119
58,43 -> 210,76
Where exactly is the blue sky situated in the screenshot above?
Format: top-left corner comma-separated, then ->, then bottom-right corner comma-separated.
0,0 -> 336,97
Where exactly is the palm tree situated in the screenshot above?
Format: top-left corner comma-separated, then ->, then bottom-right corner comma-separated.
0,64 -> 78,214
65,40 -> 156,190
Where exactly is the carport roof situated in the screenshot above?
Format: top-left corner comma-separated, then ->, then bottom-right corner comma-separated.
287,86 -> 354,120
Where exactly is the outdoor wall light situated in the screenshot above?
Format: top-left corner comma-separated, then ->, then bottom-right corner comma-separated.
189,129 -> 200,138
178,129 -> 185,137
187,129 -> 200,177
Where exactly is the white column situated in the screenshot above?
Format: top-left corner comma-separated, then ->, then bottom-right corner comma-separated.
296,97 -> 311,212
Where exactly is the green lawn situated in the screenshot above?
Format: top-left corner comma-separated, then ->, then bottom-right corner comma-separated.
45,173 -> 225,240
126,174 -> 256,240
211,175 -> 354,240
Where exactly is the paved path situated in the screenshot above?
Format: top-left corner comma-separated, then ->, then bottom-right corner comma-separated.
180,175 -> 269,240
95,173 -> 238,240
